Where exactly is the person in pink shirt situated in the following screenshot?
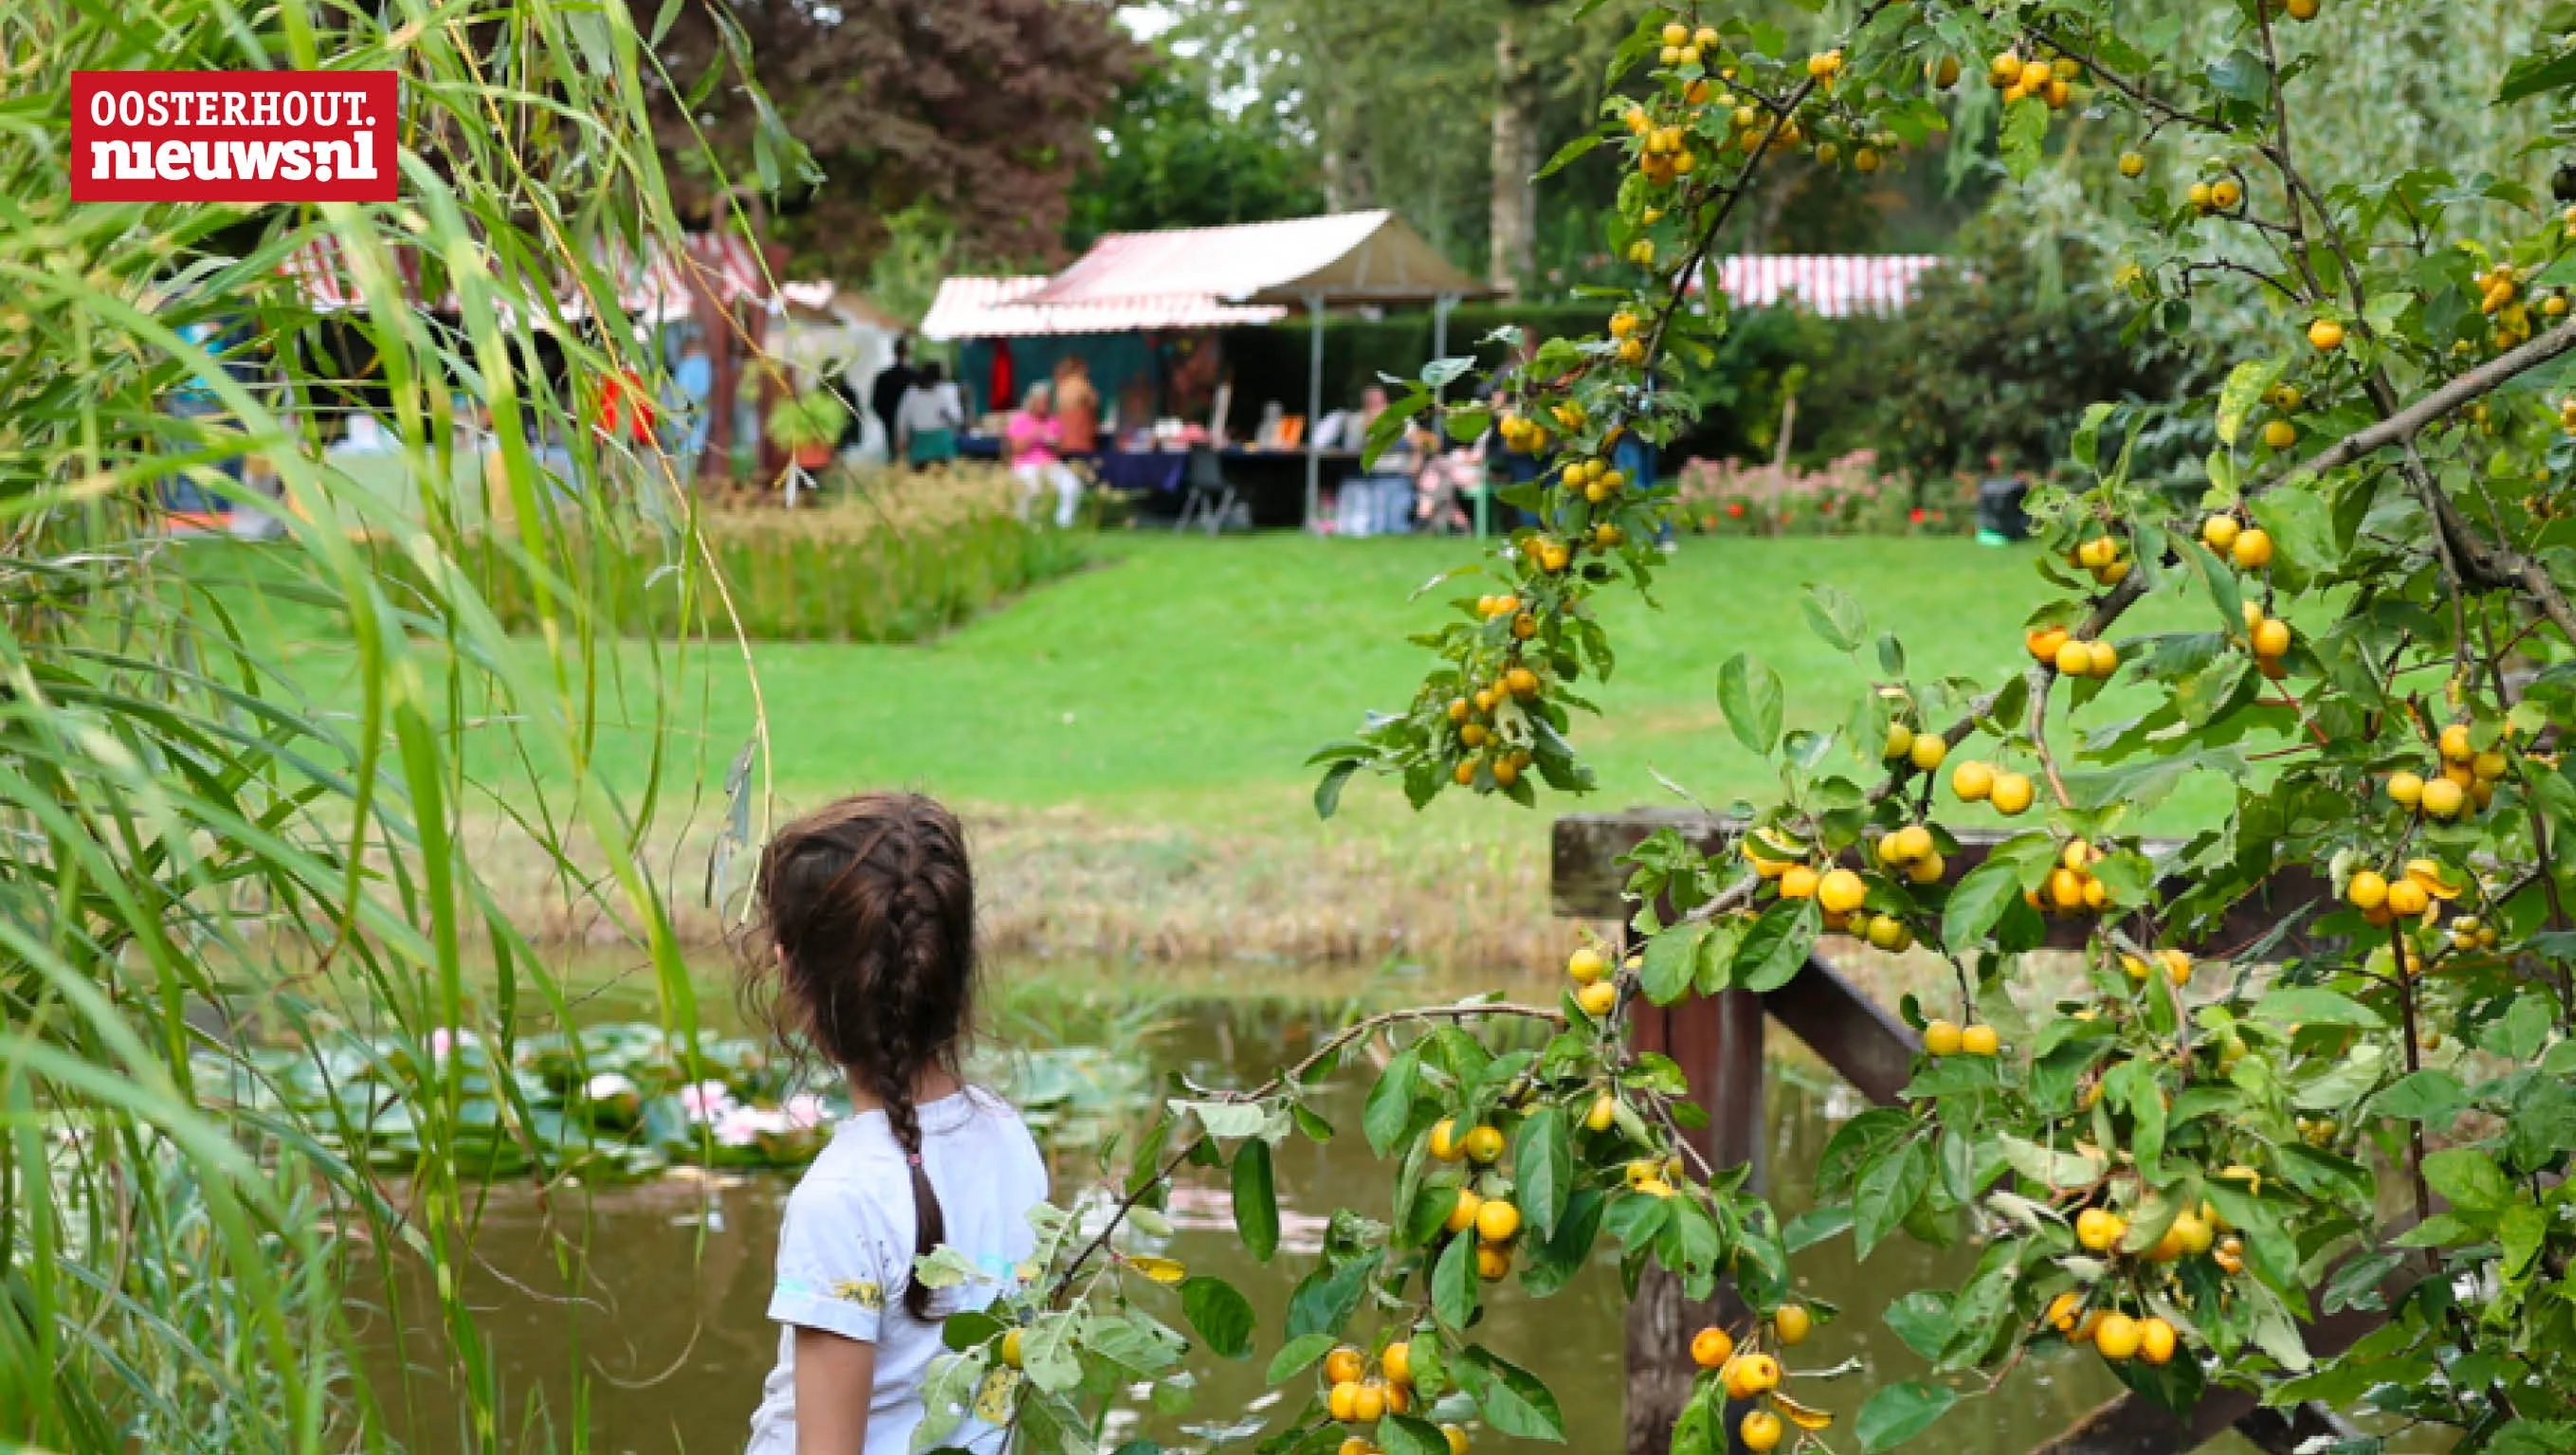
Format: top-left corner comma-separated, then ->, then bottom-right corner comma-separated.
1004,384 -> 1082,527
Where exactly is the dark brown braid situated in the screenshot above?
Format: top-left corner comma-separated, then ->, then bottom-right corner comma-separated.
743,791 -> 977,1321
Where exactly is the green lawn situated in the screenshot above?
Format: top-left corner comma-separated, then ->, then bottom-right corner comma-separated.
215,528 -> 2253,839
560,531 -> 2234,834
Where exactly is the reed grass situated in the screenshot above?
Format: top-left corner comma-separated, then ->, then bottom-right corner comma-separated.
0,1 -> 788,1449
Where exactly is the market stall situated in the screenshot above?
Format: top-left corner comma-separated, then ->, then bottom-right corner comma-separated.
1017,210 -> 1498,527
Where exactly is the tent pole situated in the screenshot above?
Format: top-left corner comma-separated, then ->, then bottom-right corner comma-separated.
1432,293 -> 1455,387
1306,290 -> 1325,534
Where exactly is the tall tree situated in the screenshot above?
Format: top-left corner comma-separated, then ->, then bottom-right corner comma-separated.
1160,0 -> 1717,293
1063,54 -> 1325,249
1489,4 -> 1546,292
648,0 -> 1137,273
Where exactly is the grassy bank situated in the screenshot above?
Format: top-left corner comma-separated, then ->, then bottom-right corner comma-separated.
339,532 -> 2241,974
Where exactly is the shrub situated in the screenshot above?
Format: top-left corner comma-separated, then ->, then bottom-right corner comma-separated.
476,464 -> 1087,643
1851,215 -> 2208,484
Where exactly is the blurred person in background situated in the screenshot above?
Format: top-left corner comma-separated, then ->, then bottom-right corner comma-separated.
895,361 -> 962,470
1052,355 -> 1099,459
1003,383 -> 1081,526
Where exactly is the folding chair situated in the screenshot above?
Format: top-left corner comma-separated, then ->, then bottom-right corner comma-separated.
1175,446 -> 1239,536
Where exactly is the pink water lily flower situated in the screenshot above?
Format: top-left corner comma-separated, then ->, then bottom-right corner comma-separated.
678,1080 -> 736,1123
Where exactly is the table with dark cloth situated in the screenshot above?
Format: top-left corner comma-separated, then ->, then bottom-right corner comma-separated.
1095,448 -> 1191,495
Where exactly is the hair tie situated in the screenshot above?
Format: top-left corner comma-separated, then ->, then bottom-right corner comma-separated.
906,1152 -> 923,1168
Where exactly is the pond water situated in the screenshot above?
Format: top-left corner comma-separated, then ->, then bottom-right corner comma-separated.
362,985 -> 2201,1455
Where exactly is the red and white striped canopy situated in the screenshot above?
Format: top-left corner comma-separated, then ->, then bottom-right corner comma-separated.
279,230 -> 770,321
1709,254 -> 1942,317
920,275 -> 1287,339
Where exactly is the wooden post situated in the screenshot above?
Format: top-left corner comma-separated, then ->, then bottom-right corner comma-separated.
1623,979 -> 1763,1455
697,296 -> 736,487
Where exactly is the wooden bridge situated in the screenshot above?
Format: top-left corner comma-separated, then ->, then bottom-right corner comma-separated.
1551,809 -> 2374,1455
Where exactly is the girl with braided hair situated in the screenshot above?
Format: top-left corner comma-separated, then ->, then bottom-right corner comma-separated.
743,792 -> 1048,1455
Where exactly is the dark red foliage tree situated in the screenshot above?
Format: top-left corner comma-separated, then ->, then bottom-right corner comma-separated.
648,0 -> 1136,272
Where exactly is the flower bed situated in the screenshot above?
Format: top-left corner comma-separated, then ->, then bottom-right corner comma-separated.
1672,450 -> 1979,537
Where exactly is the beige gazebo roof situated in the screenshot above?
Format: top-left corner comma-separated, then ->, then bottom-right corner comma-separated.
1026,210 -> 1497,309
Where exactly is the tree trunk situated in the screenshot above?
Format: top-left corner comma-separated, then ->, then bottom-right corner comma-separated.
1489,11 -> 1541,296
1320,85 -> 1373,212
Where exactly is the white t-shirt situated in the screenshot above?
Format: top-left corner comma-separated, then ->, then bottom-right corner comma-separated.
746,1088 -> 1050,1455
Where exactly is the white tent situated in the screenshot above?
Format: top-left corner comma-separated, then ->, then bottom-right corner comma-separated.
919,275 -> 1286,339
1024,211 -> 1498,525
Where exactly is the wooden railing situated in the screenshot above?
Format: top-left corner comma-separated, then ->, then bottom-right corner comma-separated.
1549,809 -> 2372,1455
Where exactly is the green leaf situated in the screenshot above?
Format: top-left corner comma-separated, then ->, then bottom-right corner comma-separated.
1999,97 -> 2048,180
1454,1347 -> 1567,1443
2215,357 -> 2285,447
2174,655 -> 2252,729
1179,1276 -> 1256,1359
2393,1211 -> 2482,1247
1671,1391 -> 1721,1455
1432,1230 -> 1479,1330
1266,1332 -> 1338,1384
1854,1138 -> 1931,1260
1656,1198 -> 1725,1299
1717,653 -> 1784,757
1233,1140 -> 1279,1262
1882,1292 -> 1955,1361
1314,759 -> 1360,820
2501,1203 -> 2548,1278
1639,921 -> 1710,1005
2249,487 -> 2336,578
1361,390 -> 1433,469
1362,1048 -> 1422,1156
1783,1205 -> 1852,1252
2180,540 -> 2245,632
2251,988 -> 2384,1028
1734,898 -> 1819,993
1942,858 -> 2025,949
1510,1106 -> 1574,1242
1800,582 -> 1868,652
1695,916 -> 1749,995
1855,1381 -> 1959,1453
2370,1069 -> 2469,1127
1379,1415 -> 1452,1455
1520,1188 -> 1606,1298
1444,408 -> 1493,445
1534,131 -> 1606,180
2422,1147 -> 2513,1214
2502,46 -> 2576,102
2000,1134 -> 2102,1190
2071,402 -> 2114,473
2205,48 -> 2268,103
1287,1257 -> 1375,1341
1400,1182 -> 1460,1250
942,1308 -> 1007,1353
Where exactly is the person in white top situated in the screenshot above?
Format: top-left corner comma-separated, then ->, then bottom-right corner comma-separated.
740,792 -> 1050,1455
